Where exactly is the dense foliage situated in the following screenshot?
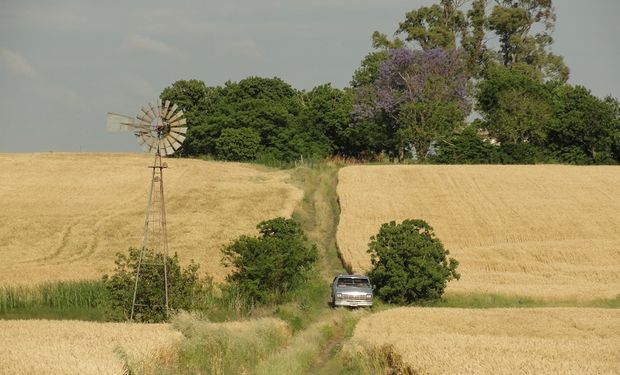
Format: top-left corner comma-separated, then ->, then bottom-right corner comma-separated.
215,127 -> 261,161
222,217 -> 319,304
102,248 -> 210,322
367,219 -> 460,303
354,47 -> 470,161
157,0 -> 618,165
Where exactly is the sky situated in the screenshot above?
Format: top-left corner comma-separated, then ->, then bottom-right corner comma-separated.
0,0 -> 619,153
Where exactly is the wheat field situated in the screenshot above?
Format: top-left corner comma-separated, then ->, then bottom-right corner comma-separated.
0,319 -> 181,375
0,153 -> 303,285
350,307 -> 620,374
337,165 -> 620,299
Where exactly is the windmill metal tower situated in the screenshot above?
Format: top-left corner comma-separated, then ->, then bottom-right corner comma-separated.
106,100 -> 187,320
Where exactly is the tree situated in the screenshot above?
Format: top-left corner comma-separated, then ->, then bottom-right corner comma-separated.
351,31 -> 404,88
605,96 -> 620,163
397,0 -> 467,50
300,84 -> 385,158
160,79 -> 214,155
102,248 -> 210,322
354,47 -> 470,161
488,0 -> 568,81
548,85 -> 619,163
396,0 -> 489,78
477,64 -> 552,145
434,125 -> 500,164
160,76 -> 332,162
367,219 -> 459,303
461,0 -> 488,78
215,127 -> 261,161
222,218 -> 318,304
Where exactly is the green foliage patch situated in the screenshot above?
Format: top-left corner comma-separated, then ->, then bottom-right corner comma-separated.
367,219 -> 459,304
102,248 -> 213,322
222,217 -> 319,304
0,280 -> 107,321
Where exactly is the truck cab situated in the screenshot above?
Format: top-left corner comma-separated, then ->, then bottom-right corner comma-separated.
331,274 -> 373,307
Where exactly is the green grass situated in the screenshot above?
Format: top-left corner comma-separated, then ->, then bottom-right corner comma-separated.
381,292 -> 620,309
135,312 -> 291,375
253,310 -> 352,375
0,280 -> 107,321
290,162 -> 345,280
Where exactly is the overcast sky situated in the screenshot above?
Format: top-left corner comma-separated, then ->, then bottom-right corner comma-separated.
1,0 -> 618,152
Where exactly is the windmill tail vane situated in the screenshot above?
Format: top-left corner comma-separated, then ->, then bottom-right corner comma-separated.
105,100 -> 188,321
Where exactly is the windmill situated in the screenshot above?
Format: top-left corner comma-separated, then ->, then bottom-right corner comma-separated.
106,100 -> 187,320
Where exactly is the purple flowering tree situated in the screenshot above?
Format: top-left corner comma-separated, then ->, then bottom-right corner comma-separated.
354,47 -> 470,161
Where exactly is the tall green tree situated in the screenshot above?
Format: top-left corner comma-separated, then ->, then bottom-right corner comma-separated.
477,64 -> 552,145
354,47 -> 470,161
488,0 -> 568,81
160,79 -> 214,155
397,0 -> 467,50
397,0 -> 489,78
549,85 -> 619,163
161,77 -> 332,162
461,0 -> 488,77
300,84 -> 351,156
351,31 -> 404,88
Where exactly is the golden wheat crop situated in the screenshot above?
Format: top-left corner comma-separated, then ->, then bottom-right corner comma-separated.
0,153 -> 302,285
336,165 -> 620,299
350,307 -> 620,374
0,319 -> 181,375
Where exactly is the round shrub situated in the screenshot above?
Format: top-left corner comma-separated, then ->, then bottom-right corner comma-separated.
367,219 -> 459,304
222,217 -> 318,304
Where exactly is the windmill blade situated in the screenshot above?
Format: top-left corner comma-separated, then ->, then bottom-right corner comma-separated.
160,138 -> 174,155
149,102 -> 159,118
137,135 -> 150,151
168,132 -> 186,144
137,120 -> 152,129
141,106 -> 154,122
165,134 -> 182,151
137,113 -> 153,123
170,118 -> 187,127
168,109 -> 184,123
170,139 -> 182,151
171,127 -> 188,135
139,136 -> 156,153
161,100 -> 171,119
134,129 -> 150,138
165,104 -> 179,120
106,113 -> 138,132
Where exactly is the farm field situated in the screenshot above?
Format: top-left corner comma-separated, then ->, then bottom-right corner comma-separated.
350,307 -> 620,374
337,165 -> 620,299
0,153 -> 302,285
0,319 -> 181,375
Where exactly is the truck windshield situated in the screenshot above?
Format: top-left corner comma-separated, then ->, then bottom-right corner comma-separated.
337,278 -> 370,288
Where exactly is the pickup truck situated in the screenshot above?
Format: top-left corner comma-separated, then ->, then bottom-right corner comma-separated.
331,274 -> 373,307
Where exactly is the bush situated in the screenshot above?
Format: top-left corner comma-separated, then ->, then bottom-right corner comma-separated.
215,127 -> 261,161
102,247 -> 212,322
222,217 -> 319,304
367,219 -> 459,304
433,127 -> 500,164
498,143 -> 548,164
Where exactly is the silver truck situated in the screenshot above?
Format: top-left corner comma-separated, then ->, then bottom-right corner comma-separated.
331,274 -> 373,307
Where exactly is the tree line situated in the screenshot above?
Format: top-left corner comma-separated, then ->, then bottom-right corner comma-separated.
161,0 -> 620,165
